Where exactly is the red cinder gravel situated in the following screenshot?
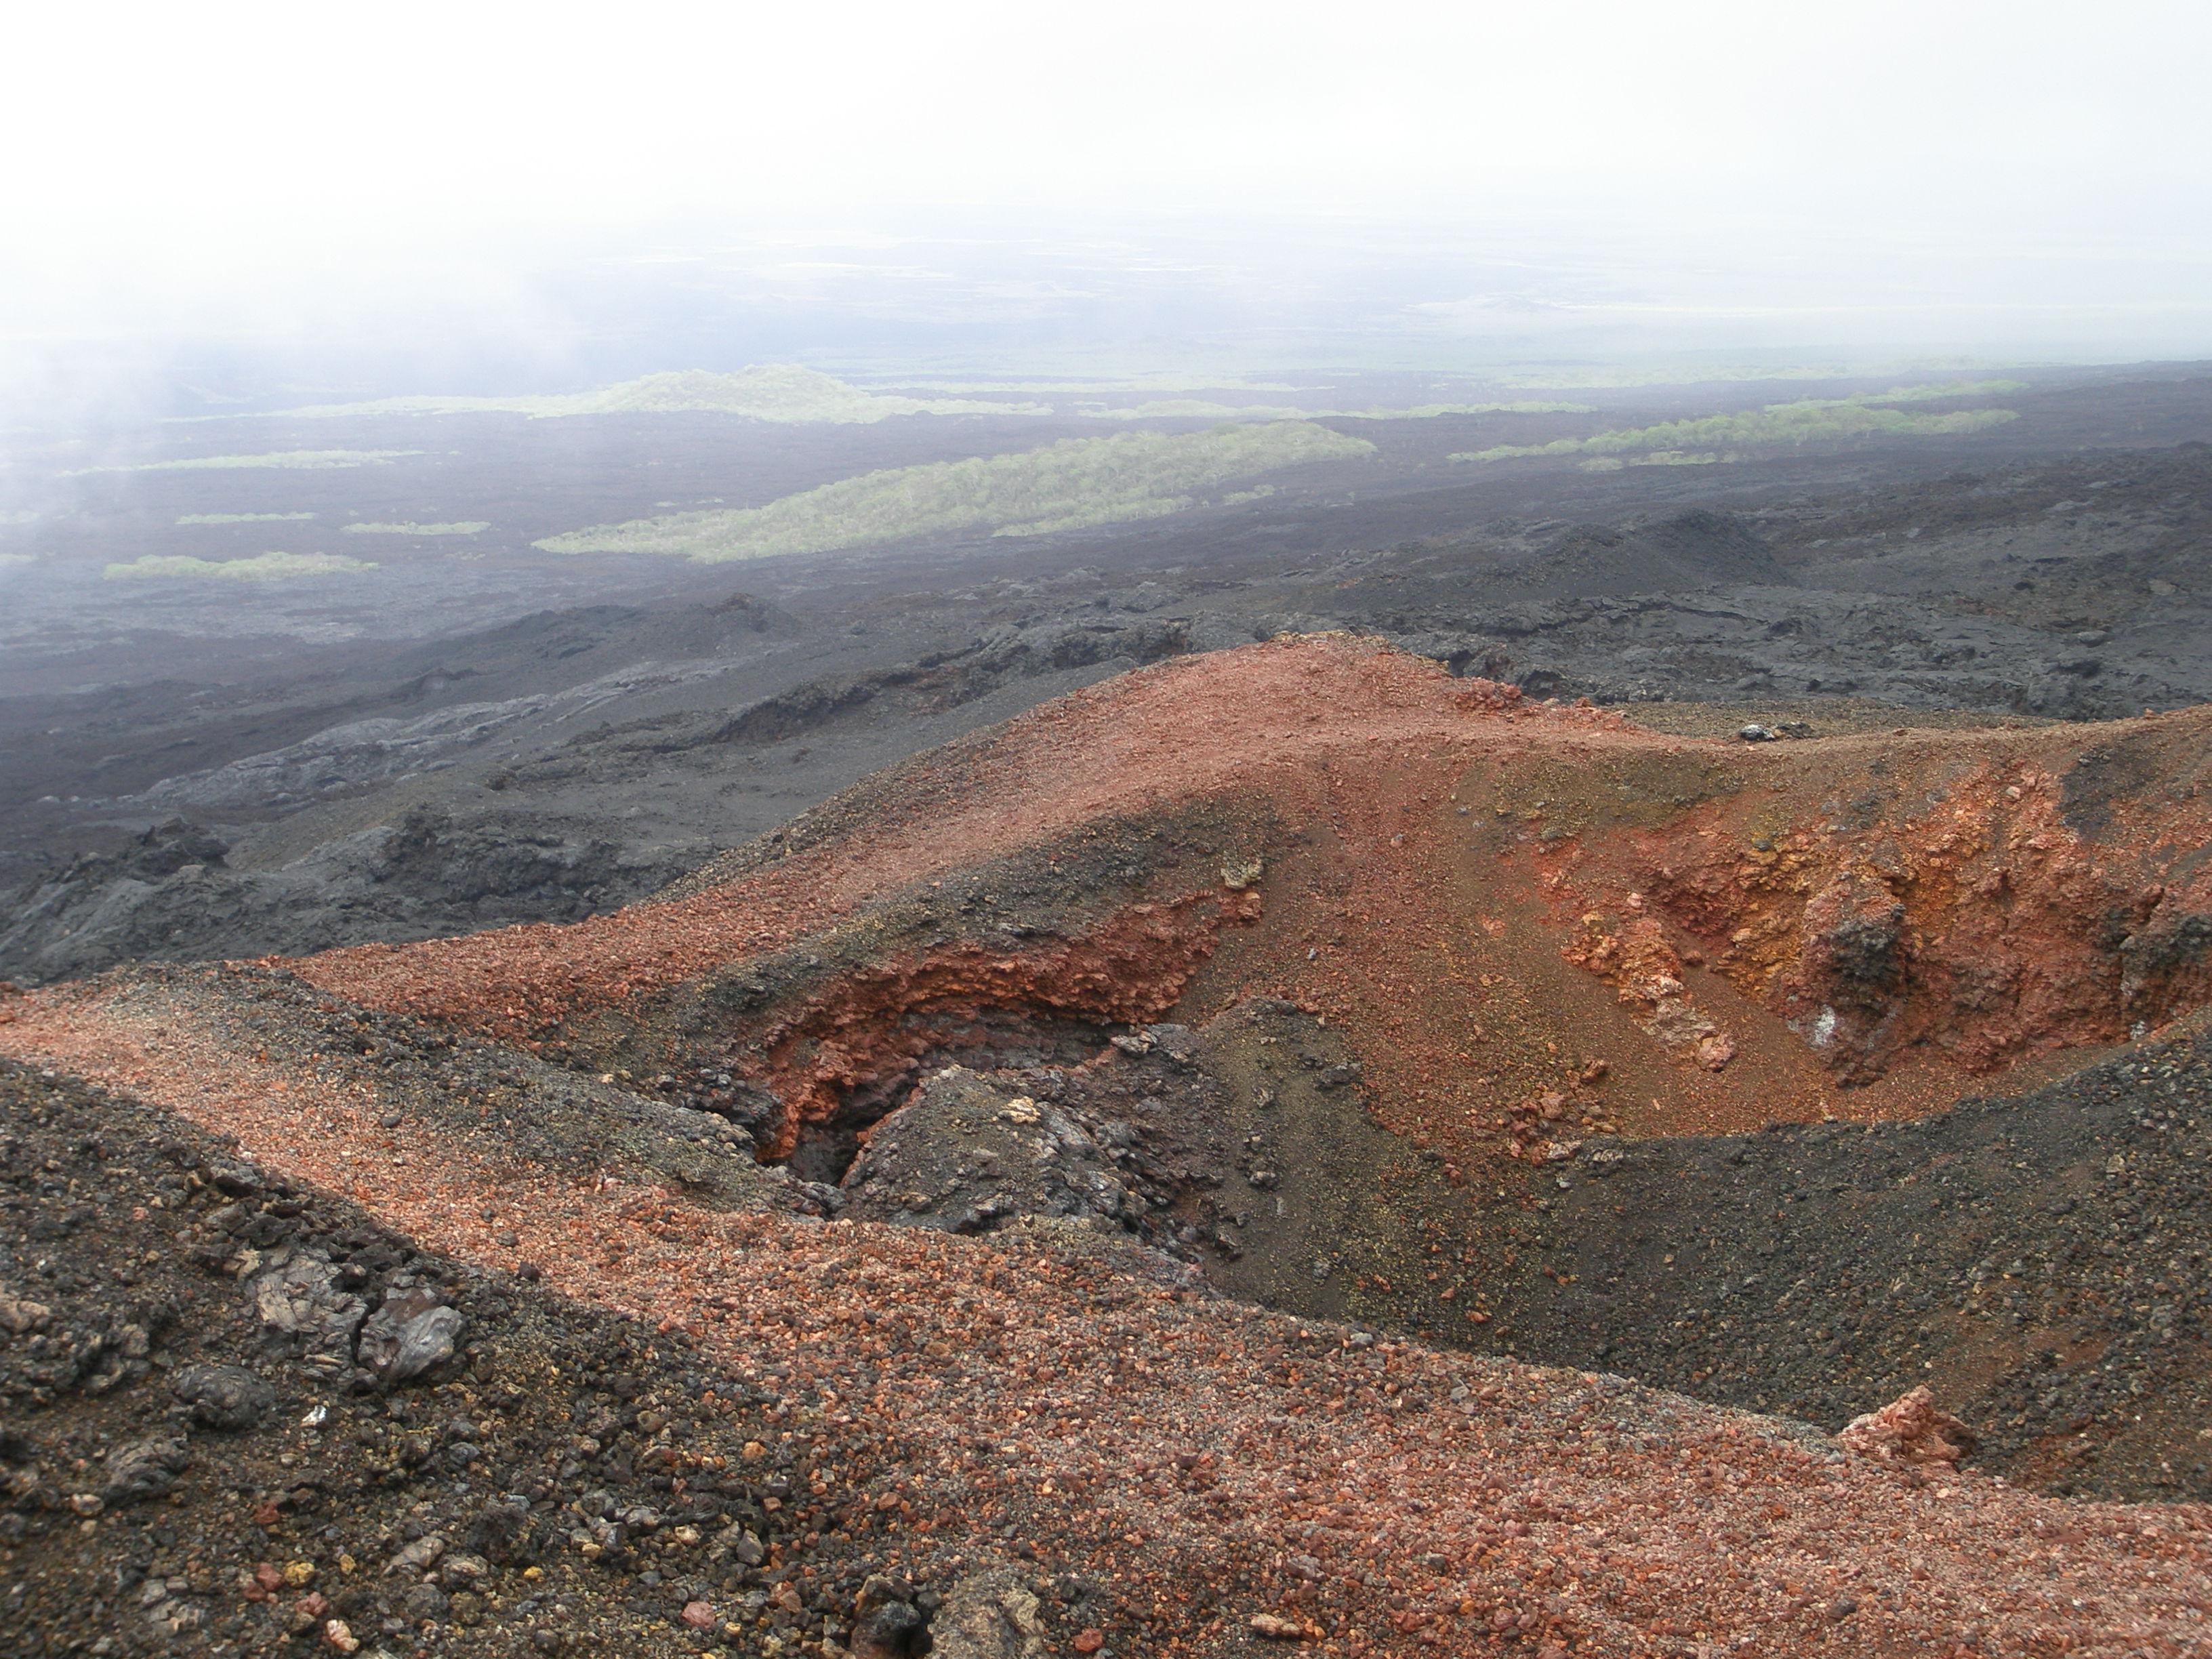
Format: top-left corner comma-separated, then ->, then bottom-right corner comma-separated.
9,975 -> 2212,1657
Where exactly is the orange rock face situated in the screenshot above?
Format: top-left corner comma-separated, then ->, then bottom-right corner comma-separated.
743,888 -> 1254,1157
1839,1386 -> 1980,1467
1616,735 -> 2212,1082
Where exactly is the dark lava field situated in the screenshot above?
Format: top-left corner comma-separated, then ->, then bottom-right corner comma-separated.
5,365 -> 2211,986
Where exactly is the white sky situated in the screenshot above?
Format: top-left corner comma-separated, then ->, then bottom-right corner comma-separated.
5,0 -> 2210,364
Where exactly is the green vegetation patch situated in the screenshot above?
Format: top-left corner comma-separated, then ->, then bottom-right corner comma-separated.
1340,399 -> 1595,418
270,364 -> 1600,428
1085,398 -> 1595,420
537,421 -> 1374,562
176,511 -> 317,525
1472,356 -> 2023,391
103,552 -> 377,581
1451,401 -> 2018,466
341,520 -> 490,535
1577,451 -> 1728,472
72,451 -> 421,475
279,365 -> 1048,424
1845,378 -> 2028,405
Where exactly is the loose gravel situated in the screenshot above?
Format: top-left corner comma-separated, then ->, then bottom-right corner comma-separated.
0,1055 -> 926,1659
9,996 -> 2212,1657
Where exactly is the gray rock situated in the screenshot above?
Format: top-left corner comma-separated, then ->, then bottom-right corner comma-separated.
102,1437 -> 189,1506
386,1533 -> 446,1576
401,1584 -> 451,1623
928,1568 -> 1048,1658
358,1290 -> 465,1385
251,1250 -> 368,1374
171,1364 -> 275,1431
205,1160 -> 262,1196
439,1553 -> 489,1584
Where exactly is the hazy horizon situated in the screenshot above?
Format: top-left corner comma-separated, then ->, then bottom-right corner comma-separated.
5,1 -> 2211,428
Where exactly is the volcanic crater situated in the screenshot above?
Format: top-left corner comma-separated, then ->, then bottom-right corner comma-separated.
7,634 -> 2212,1657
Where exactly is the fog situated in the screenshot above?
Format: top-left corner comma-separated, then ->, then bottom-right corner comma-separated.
4,0 -> 2209,424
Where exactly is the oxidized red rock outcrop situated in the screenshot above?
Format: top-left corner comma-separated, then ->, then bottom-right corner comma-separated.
742,888 -> 1255,1157
1838,1385 -> 1979,1467
1561,913 -> 1737,1069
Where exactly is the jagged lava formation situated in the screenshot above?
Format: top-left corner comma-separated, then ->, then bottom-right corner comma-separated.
7,634 -> 2212,1657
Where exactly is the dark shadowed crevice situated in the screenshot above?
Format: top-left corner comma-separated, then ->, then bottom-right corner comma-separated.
779,1005 -> 1124,1186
